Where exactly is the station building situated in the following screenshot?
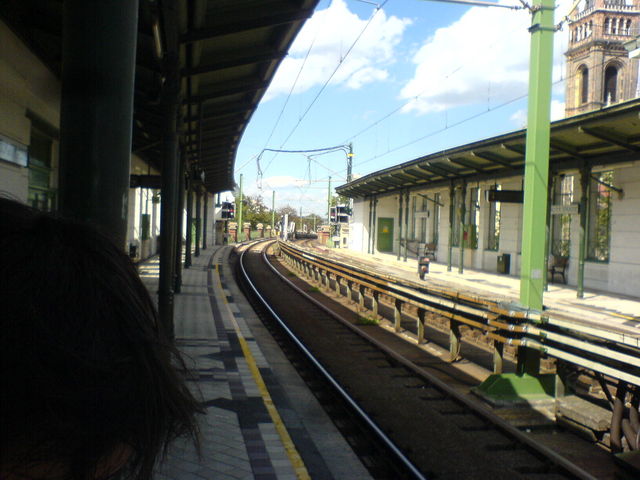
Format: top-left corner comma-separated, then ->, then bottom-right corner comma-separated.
338,100 -> 640,298
0,18 -> 219,259
337,0 -> 640,299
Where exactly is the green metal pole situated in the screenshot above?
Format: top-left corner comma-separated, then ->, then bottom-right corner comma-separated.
327,176 -> 332,223
194,187 -> 201,257
368,198 -> 373,254
184,173 -> 193,268
372,197 -> 378,253
271,190 -> 276,234
577,165 -> 591,298
459,182 -> 467,274
404,190 -> 409,261
397,191 -> 403,261
519,0 -> 555,312
238,173 -> 243,241
448,182 -> 454,272
347,143 -> 353,182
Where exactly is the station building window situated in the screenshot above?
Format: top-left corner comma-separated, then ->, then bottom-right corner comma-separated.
577,65 -> 589,105
28,129 -> 55,212
486,184 -> 501,251
587,171 -> 613,262
604,65 -> 618,105
551,175 -> 574,257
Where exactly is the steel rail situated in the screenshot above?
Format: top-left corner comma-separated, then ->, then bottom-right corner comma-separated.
254,241 -> 598,480
238,241 -> 428,480
278,241 -> 640,387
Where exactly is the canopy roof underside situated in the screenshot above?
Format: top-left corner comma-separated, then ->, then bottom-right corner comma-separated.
1,0 -> 319,193
337,99 -> 640,198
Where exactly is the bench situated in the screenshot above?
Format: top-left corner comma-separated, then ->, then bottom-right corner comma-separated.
549,255 -> 569,284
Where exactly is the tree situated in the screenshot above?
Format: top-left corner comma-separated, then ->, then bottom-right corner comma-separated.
235,194 -> 273,228
277,205 -> 298,221
330,194 -> 350,207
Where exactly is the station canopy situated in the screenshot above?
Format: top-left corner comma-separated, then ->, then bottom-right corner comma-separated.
336,98 -> 640,198
0,0 -> 320,193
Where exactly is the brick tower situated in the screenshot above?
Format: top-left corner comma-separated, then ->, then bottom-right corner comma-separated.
565,0 -> 640,117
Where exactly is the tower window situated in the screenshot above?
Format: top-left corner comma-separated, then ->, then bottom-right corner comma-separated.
579,66 -> 589,104
604,65 -> 618,104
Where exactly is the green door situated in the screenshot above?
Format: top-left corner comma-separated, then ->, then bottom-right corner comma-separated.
377,218 -> 394,252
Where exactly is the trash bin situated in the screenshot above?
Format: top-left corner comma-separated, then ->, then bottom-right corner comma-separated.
129,243 -> 138,259
497,254 -> 510,274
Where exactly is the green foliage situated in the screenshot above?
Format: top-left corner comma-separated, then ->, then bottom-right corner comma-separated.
330,194 -> 350,207
356,315 -> 380,326
308,286 -> 321,293
235,194 -> 273,228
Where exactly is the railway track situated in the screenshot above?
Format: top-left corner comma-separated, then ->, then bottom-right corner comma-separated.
235,240 -> 606,480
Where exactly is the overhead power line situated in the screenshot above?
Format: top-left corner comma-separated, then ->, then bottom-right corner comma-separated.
261,0 -> 390,176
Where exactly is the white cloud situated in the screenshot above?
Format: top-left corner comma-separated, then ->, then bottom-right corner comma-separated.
400,0 -> 571,115
509,99 -> 567,128
263,0 -> 411,101
550,99 -> 565,121
261,175 -> 309,189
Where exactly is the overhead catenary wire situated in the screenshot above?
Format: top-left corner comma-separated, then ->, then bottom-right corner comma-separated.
261,0 -> 390,177
338,53 -> 617,179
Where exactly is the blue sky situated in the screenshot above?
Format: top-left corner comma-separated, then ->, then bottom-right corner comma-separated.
233,0 -> 572,215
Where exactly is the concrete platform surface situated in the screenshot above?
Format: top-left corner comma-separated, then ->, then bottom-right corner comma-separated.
139,246 -> 371,480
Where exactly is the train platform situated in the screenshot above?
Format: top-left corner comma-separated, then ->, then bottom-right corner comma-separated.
138,246 -> 371,480
314,245 -> 640,341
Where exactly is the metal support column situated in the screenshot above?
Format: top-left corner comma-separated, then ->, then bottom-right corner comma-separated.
459,181 -> 467,274
372,197 -> 378,253
449,320 -> 461,362
59,0 -> 139,247
195,186 -> 201,257
174,151 -> 186,293
417,309 -> 426,344
404,190 -> 410,261
493,341 -> 504,374
367,197 -> 373,254
202,191 -> 208,250
157,46 -> 180,339
394,299 -> 402,332
477,0 -> 557,401
447,182 -> 455,272
271,191 -> 276,234
577,165 -> 591,298
327,176 -> 332,224
543,174 -> 556,291
372,291 -> 379,317
519,0 -> 555,311
238,173 -> 244,241
184,173 -> 193,268
397,191 -> 403,261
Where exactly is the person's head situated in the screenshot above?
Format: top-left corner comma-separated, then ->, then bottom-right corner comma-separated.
0,197 -> 201,480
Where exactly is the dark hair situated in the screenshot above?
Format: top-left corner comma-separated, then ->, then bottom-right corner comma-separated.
0,197 -> 201,480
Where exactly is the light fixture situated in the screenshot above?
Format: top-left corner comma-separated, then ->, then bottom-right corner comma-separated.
152,20 -> 163,60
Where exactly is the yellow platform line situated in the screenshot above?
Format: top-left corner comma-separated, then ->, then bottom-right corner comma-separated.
214,264 -> 310,480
